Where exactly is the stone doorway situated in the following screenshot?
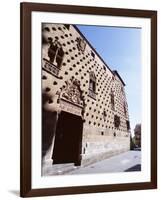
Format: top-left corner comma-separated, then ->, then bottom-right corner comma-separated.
52,111 -> 83,166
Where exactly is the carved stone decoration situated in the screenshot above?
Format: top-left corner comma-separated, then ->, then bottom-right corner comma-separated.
76,37 -> 86,53
56,78 -> 85,117
42,38 -> 64,77
61,78 -> 84,105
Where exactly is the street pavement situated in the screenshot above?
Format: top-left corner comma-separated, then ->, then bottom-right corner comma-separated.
67,150 -> 141,175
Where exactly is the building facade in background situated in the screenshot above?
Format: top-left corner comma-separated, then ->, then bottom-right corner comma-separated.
42,24 -> 131,173
134,124 -> 141,148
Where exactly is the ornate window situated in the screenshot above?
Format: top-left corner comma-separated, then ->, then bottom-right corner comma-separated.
43,39 -> 64,77
88,72 -> 96,99
114,115 -> 120,128
48,39 -> 64,68
76,37 -> 86,53
110,90 -> 115,110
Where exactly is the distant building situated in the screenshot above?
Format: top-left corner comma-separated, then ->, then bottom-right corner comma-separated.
42,24 -> 131,173
134,124 -> 141,147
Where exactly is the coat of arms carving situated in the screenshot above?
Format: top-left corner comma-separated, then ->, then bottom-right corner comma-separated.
57,78 -> 85,107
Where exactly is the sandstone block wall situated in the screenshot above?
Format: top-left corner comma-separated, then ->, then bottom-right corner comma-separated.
42,23 -> 131,165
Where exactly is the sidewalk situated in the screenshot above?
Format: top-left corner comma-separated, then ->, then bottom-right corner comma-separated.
67,150 -> 141,175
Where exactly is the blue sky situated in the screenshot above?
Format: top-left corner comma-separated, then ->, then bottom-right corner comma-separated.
77,25 -> 141,134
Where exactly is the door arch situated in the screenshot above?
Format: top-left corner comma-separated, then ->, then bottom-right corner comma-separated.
52,111 -> 83,165
52,77 -> 86,165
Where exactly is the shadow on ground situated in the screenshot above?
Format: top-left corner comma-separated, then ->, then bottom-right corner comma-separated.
8,190 -> 19,197
124,164 -> 141,172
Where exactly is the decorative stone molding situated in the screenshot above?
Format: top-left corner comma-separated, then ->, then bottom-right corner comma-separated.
42,38 -> 64,77
76,37 -> 86,53
56,77 -> 86,117
42,58 -> 60,77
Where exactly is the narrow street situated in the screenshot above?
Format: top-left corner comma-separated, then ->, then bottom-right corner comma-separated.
43,150 -> 141,176
67,150 -> 141,175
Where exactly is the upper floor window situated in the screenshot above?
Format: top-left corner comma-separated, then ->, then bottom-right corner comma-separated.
121,86 -> 124,92
88,71 -> 96,99
121,86 -> 125,96
110,90 -> 115,110
123,101 -> 127,116
42,39 -> 64,77
126,120 -> 130,131
114,115 -> 120,128
89,72 -> 96,92
48,39 -> 64,69
91,51 -> 95,59
89,78 -> 96,92
76,37 -> 86,53
64,24 -> 70,30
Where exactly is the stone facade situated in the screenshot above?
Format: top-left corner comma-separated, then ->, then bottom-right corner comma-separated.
42,24 -> 131,169
134,124 -> 141,148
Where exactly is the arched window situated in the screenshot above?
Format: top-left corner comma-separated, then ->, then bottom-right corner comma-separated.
88,72 -> 96,99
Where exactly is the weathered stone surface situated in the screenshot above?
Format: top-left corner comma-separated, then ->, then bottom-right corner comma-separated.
41,24 -> 131,171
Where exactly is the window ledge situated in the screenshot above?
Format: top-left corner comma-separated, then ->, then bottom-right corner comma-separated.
42,58 -> 60,78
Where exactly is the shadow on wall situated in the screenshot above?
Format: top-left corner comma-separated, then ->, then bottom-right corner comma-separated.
42,93 -> 57,158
